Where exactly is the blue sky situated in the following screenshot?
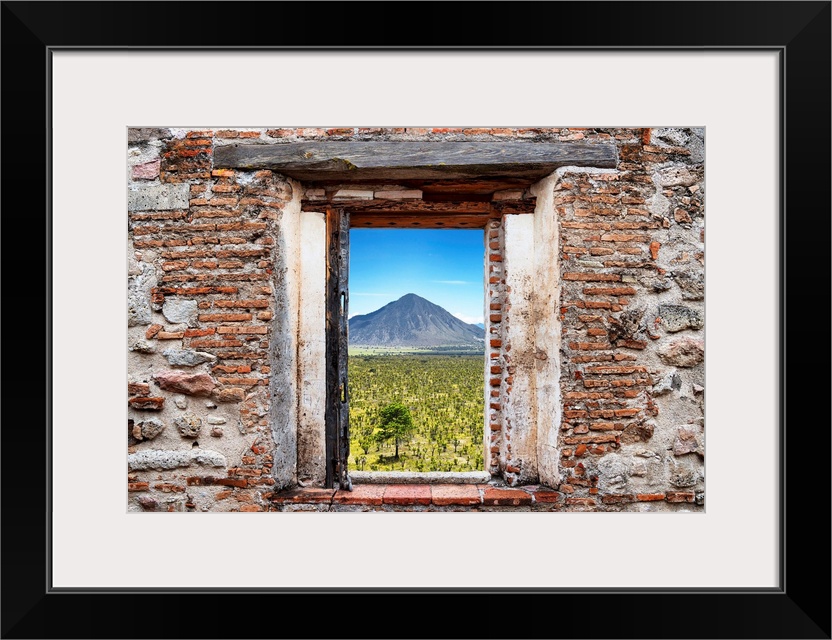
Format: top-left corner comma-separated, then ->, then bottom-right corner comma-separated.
349,229 -> 486,324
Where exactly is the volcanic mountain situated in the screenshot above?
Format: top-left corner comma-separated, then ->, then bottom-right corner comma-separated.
348,293 -> 485,348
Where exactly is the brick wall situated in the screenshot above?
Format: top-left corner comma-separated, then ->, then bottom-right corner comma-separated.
128,128 -> 295,512
127,126 -> 704,512
555,128 -> 705,510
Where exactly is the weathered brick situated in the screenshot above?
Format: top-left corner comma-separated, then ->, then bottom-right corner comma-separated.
128,382 -> 150,396
333,485 -> 385,505
666,491 -> 695,503
636,493 -> 666,502
481,486 -> 532,506
583,287 -> 637,296
431,484 -> 481,506
198,313 -> 252,322
383,484 -> 431,506
565,497 -> 596,506
216,326 -> 268,335
562,273 -> 621,282
128,397 -> 164,410
272,488 -> 335,504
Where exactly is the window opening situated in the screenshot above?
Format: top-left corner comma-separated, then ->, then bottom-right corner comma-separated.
346,228 -> 486,474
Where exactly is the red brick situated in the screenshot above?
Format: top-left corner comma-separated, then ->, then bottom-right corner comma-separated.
128,382 -> 150,396
636,493 -> 666,502
128,482 -> 149,492
183,328 -> 215,337
145,324 -> 162,339
562,272 -> 621,282
565,497 -> 596,506
561,222 -> 611,230
588,422 -> 617,430
586,365 -> 647,374
156,331 -> 184,340
430,484 -> 481,506
216,326 -> 268,335
666,491 -> 695,503
216,478 -> 248,488
333,484 -> 386,505
564,391 -> 613,399
128,397 -> 165,410
198,313 -> 252,322
214,299 -> 270,308
271,488 -> 335,504
156,286 -> 238,296
583,287 -> 637,296
154,483 -> 185,493
562,434 -> 618,445
649,241 -> 661,260
383,484 -> 431,506
601,229 -> 650,240
568,342 -> 612,351
189,339 -> 242,348
619,339 -> 647,350
530,488 -> 562,504
266,129 -> 294,138
481,486 -> 532,506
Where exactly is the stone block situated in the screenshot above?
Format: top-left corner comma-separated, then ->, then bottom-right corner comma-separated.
659,338 -> 704,367
163,348 -> 217,367
128,183 -> 189,211
162,299 -> 198,327
154,370 -> 216,396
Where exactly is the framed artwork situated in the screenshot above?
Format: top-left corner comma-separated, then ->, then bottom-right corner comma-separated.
3,1 -> 828,638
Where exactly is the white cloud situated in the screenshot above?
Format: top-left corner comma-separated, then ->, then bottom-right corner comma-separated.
453,312 -> 484,325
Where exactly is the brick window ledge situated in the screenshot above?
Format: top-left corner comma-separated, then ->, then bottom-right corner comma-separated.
268,483 -> 564,511
267,484 -> 699,511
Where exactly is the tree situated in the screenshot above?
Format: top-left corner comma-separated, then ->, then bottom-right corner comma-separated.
373,402 -> 415,460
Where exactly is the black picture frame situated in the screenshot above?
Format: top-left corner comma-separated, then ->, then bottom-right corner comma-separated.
2,2 -> 829,638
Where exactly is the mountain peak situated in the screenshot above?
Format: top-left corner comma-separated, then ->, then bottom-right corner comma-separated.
349,295 -> 484,348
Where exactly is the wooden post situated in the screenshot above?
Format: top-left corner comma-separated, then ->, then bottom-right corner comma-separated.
325,206 -> 352,490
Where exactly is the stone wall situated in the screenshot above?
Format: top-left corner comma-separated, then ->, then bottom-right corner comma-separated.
127,126 -> 704,512
554,128 -> 705,510
127,128 -> 297,512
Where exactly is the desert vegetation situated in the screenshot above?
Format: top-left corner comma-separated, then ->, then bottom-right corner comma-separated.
347,353 -> 485,472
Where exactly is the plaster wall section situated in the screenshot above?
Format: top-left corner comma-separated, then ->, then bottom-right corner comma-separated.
296,211 -> 327,486
268,177 -> 303,490
530,174 -> 562,489
500,213 -> 539,486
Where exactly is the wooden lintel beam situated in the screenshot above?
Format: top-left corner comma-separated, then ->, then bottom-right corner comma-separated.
348,213 -> 491,229
302,198 -> 536,215
302,199 -> 491,215
214,141 -> 617,182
